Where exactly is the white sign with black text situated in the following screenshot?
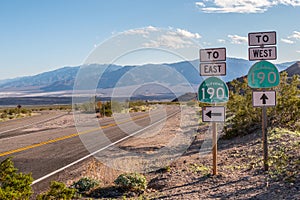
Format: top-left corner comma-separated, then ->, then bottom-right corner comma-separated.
248,46 -> 277,61
252,91 -> 276,107
248,31 -> 277,46
200,62 -> 226,76
200,48 -> 226,62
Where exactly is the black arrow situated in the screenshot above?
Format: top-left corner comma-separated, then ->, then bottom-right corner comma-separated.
206,110 -> 222,118
260,93 -> 268,104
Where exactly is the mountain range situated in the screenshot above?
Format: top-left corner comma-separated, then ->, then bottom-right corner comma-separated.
0,58 -> 298,98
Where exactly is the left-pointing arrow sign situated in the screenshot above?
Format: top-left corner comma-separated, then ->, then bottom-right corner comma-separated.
202,106 -> 225,122
206,111 -> 222,118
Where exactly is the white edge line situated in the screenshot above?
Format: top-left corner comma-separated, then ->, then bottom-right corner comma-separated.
31,110 -> 179,185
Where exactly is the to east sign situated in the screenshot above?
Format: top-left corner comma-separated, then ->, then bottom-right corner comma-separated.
248,31 -> 276,46
200,48 -> 226,62
248,60 -> 280,88
202,106 -> 225,122
198,77 -> 229,103
249,46 -> 277,61
252,91 -> 276,107
200,62 -> 226,76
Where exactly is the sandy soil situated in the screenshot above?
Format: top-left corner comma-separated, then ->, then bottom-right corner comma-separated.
33,106 -> 300,199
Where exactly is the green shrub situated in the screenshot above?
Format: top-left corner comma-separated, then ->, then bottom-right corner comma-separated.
114,173 -> 147,192
71,177 -> 99,193
224,73 -> 300,139
0,157 -> 33,200
37,181 -> 76,200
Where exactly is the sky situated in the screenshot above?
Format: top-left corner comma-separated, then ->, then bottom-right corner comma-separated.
1,0 -> 300,80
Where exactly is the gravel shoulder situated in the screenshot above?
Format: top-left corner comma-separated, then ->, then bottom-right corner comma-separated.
32,106 -> 300,199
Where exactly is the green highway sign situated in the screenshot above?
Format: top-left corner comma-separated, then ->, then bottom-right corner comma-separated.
247,60 -> 280,88
198,77 -> 229,103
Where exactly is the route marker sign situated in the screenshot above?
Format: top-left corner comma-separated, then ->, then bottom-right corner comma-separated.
198,77 -> 229,103
248,31 -> 276,46
202,106 -> 225,122
252,91 -> 276,107
248,46 -> 277,61
247,60 -> 280,88
200,62 -> 226,76
200,48 -> 226,62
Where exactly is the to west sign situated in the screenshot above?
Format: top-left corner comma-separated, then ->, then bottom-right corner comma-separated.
249,46 -> 277,61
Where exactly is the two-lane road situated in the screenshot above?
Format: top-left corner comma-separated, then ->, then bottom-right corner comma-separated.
0,105 -> 180,186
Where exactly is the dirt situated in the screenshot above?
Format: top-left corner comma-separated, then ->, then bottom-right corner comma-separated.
35,106 -> 300,199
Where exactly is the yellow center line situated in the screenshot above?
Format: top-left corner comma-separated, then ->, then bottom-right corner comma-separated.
0,113 -> 152,157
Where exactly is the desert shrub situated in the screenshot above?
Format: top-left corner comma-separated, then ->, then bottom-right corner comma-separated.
0,113 -> 7,119
224,73 -> 300,139
37,181 -> 76,200
71,177 -> 99,193
114,173 -> 147,192
7,108 -> 17,115
0,157 -> 33,200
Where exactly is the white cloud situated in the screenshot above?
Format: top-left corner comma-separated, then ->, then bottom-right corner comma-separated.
281,38 -> 295,44
195,2 -> 205,7
172,28 -> 201,39
143,28 -> 201,49
297,50 -> 300,53
123,26 -> 159,37
218,39 -> 226,43
288,31 -> 300,40
195,0 -> 300,13
277,0 -> 300,6
228,34 -> 248,44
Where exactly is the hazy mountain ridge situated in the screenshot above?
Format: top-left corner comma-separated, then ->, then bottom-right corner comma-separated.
0,58 -> 298,95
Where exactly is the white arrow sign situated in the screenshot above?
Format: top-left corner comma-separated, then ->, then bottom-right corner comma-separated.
200,48 -> 226,62
202,106 -> 225,122
252,91 -> 276,107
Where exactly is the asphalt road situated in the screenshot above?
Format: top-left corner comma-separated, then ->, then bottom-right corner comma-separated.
0,106 -> 180,187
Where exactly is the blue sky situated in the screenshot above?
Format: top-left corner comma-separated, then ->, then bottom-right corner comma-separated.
1,0 -> 300,79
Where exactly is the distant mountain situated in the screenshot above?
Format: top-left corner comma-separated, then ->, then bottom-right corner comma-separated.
0,58 -> 297,97
284,61 -> 300,77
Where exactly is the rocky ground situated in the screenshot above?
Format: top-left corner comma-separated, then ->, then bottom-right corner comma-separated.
45,107 -> 300,200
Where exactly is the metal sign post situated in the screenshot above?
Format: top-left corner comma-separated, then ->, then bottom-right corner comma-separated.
212,121 -> 218,175
262,105 -> 268,171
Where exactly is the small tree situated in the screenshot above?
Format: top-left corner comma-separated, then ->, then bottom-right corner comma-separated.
0,157 -> 33,200
37,181 -> 76,200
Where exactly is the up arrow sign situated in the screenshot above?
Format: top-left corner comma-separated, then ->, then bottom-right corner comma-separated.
260,93 -> 269,104
253,91 -> 276,107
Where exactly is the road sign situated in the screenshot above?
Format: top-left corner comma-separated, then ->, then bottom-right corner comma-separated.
253,91 -> 276,107
248,31 -> 276,46
202,106 -> 225,122
200,48 -> 226,62
200,62 -> 226,76
248,46 -> 277,61
247,60 -> 280,88
198,77 -> 229,103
